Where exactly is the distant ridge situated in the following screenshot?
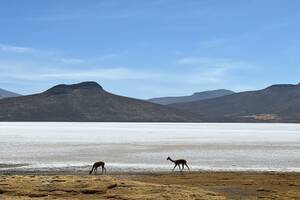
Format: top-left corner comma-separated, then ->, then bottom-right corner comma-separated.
170,83 -> 300,122
0,81 -> 199,122
0,88 -> 21,99
2,82 -> 300,122
148,89 -> 234,105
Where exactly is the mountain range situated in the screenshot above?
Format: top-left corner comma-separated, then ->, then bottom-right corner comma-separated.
148,89 -> 234,105
1,82 -> 300,122
0,82 -> 198,122
0,88 -> 21,99
170,83 -> 300,122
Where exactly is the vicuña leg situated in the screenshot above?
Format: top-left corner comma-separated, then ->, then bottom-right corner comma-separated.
172,164 -> 178,171
185,163 -> 190,171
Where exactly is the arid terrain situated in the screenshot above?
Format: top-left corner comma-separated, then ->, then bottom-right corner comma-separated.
1,172 -> 300,199
131,172 -> 300,200
0,173 -> 223,200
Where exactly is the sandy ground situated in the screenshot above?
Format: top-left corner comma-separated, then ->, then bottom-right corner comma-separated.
1,171 -> 300,199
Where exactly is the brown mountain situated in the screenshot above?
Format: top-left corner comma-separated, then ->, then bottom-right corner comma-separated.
0,82 -> 199,122
170,83 -> 300,122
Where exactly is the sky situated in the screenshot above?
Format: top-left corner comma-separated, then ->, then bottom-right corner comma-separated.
0,0 -> 300,99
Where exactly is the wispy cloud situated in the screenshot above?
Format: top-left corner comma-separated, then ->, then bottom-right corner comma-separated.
0,44 -> 35,54
177,57 -> 227,66
2,64 -> 161,82
0,54 -> 254,86
0,43 -> 55,57
176,56 -> 255,84
177,56 -> 253,69
0,42 -> 257,98
60,58 -> 83,64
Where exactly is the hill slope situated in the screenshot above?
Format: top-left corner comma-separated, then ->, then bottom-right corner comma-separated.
148,89 -> 234,105
0,88 -> 21,99
0,82 -> 198,122
170,84 -> 300,122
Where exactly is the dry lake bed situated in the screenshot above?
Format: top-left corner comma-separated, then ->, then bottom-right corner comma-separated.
1,122 -> 300,173
1,123 -> 300,199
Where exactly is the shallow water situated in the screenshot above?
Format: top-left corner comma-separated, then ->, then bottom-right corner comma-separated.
0,122 -> 300,172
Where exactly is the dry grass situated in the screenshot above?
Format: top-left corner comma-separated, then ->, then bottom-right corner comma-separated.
0,174 -> 225,200
131,172 -> 300,200
1,172 -> 300,199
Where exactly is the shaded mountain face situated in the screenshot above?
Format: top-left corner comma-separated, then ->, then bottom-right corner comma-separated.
148,89 -> 234,105
0,88 -> 21,99
0,82 -> 199,122
170,83 -> 300,122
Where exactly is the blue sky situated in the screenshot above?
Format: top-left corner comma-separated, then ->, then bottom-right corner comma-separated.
0,0 -> 300,99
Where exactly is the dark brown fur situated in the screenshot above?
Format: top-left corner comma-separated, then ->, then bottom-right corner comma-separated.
89,161 -> 106,175
167,157 -> 190,171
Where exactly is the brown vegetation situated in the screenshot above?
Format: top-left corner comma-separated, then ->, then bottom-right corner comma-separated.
1,172 -> 300,199
0,174 -> 224,200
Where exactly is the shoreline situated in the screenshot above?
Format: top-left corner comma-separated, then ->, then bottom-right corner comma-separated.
2,169 -> 300,176
2,163 -> 300,174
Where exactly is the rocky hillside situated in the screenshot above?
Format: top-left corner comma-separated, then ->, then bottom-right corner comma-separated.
170,84 -> 300,122
0,82 -> 199,122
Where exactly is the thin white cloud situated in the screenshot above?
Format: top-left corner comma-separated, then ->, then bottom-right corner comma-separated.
177,57 -> 227,66
60,58 -> 83,64
0,47 -> 258,98
0,55 -> 254,87
7,67 -> 161,81
0,44 -> 34,54
0,43 -> 55,57
175,56 -> 255,84
177,56 -> 253,69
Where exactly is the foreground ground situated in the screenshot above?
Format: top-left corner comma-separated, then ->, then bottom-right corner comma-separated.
131,172 -> 300,200
0,172 -> 300,199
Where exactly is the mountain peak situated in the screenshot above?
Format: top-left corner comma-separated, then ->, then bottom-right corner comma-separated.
44,81 -> 103,95
266,84 -> 300,90
70,81 -> 103,89
0,81 -> 197,122
192,89 -> 234,96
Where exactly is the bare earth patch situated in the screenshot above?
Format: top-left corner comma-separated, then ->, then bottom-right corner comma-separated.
243,114 -> 280,121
